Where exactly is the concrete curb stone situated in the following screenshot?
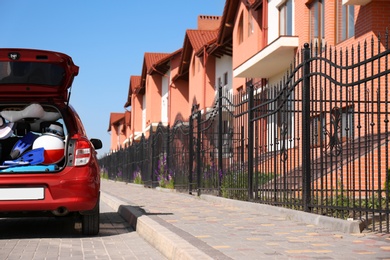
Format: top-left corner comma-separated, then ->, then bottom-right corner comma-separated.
101,191 -> 213,260
101,181 -> 364,259
199,194 -> 362,233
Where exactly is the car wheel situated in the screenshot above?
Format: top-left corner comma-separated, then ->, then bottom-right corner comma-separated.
82,201 -> 100,236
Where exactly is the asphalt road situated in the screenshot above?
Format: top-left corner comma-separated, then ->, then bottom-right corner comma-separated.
0,200 -> 166,259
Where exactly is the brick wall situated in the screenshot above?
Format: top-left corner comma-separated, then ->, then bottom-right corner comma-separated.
197,15 -> 221,30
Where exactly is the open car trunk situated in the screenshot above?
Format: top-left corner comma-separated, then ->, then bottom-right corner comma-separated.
0,103 -> 67,173
0,49 -> 80,173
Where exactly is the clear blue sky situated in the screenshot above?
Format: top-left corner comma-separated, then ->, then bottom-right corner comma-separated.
0,0 -> 226,157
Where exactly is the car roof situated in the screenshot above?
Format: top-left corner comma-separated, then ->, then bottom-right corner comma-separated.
0,48 -> 79,103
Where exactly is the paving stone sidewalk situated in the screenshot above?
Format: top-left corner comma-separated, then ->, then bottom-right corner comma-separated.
101,179 -> 390,260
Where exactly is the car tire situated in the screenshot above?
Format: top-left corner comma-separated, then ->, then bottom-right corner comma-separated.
82,201 -> 100,236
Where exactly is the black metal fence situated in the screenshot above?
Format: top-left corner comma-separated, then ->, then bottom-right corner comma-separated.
99,32 -> 390,233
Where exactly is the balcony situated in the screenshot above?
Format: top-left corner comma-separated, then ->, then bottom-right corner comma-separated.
342,0 -> 371,5
233,36 -> 299,79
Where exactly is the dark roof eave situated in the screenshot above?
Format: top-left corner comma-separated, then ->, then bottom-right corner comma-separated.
178,36 -> 192,76
124,101 -> 131,108
195,38 -> 218,57
217,0 -> 239,45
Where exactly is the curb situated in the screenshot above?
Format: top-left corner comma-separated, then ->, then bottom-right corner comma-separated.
199,194 -> 362,233
101,191 -> 213,260
101,185 -> 362,259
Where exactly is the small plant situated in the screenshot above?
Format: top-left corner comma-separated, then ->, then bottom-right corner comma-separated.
221,169 -> 247,200
384,168 -> 390,194
221,170 -> 277,200
102,172 -> 109,179
155,155 -> 174,189
256,172 -> 275,186
100,167 -> 109,180
116,168 -> 123,181
133,167 -> 143,184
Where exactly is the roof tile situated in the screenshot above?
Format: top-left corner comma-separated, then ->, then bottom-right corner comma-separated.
108,112 -> 124,131
187,30 -> 218,53
144,52 -> 171,72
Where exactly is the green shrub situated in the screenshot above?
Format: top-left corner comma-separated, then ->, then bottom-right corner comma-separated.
133,170 -> 143,184
221,171 -> 275,200
155,156 -> 174,189
101,171 -> 109,180
384,168 -> 390,193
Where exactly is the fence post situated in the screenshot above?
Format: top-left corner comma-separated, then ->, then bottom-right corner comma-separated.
150,129 -> 156,188
197,110 -> 202,196
188,109 -> 194,194
247,79 -> 254,200
302,43 -> 311,212
166,126 -> 170,182
218,83 -> 223,196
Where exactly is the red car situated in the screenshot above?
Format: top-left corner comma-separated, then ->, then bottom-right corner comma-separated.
0,48 -> 102,236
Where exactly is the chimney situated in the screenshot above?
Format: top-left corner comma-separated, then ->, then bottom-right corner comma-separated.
197,15 -> 221,30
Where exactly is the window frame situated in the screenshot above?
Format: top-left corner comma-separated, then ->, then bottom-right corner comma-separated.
336,0 -> 355,43
238,12 -> 244,44
309,0 -> 325,49
279,0 -> 293,36
248,12 -> 254,37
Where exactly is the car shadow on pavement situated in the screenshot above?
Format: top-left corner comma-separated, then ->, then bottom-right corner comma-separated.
0,212 -> 134,239
126,205 -> 174,216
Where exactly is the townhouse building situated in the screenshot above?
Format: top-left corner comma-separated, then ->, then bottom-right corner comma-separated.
107,111 -> 131,152
114,15 -> 228,150
124,75 -> 142,143
109,0 -> 390,192
103,0 -> 390,232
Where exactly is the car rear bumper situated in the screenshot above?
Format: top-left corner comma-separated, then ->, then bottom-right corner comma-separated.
0,166 -> 100,213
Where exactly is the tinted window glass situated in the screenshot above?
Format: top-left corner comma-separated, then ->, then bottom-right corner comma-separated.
0,62 -> 65,86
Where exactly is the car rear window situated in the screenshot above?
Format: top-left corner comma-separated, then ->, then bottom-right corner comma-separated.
0,62 -> 65,86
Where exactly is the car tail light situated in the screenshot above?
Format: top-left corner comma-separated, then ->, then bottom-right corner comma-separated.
74,139 -> 91,166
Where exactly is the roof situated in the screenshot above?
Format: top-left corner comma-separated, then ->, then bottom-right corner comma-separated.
124,110 -> 131,127
144,52 -> 171,73
140,52 -> 171,90
187,30 -> 218,53
177,29 -> 218,78
124,75 -> 141,108
108,112 -> 124,132
151,48 -> 182,75
212,0 -> 261,58
211,0 -> 240,58
246,0 -> 262,9
130,75 -> 142,94
107,111 -> 131,134
122,110 -> 131,134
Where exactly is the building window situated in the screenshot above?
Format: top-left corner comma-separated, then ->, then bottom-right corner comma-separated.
311,106 -> 354,148
309,0 -> 325,50
310,114 -> 324,147
212,118 -> 233,158
248,13 -> 254,36
340,106 -> 354,141
336,0 -> 355,43
265,84 -> 295,152
222,120 -> 233,156
224,72 -> 228,86
277,90 -> 293,140
238,12 -> 244,44
279,0 -> 293,36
